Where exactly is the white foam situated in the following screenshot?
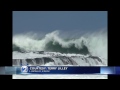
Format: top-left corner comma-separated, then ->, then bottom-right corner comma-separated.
13,75 -> 107,79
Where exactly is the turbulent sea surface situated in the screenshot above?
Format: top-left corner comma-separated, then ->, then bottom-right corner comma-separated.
12,30 -> 107,79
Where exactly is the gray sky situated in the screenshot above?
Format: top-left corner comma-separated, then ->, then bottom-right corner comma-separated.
13,11 -> 107,35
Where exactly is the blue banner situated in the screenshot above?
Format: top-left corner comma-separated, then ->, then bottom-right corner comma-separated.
0,66 -> 120,75
18,66 -> 100,74
115,67 -> 120,74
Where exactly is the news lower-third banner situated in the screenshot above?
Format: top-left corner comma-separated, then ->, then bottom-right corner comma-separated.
0,66 -> 120,75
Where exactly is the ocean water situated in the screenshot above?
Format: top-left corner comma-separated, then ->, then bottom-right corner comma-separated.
12,30 -> 107,79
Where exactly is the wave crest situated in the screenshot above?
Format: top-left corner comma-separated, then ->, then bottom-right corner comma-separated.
13,30 -> 107,59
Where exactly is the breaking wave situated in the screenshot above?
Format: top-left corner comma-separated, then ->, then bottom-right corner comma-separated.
13,30 -> 107,59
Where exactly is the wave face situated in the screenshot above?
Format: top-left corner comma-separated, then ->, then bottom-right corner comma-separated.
13,51 -> 107,66
13,39 -> 89,55
13,30 -> 107,60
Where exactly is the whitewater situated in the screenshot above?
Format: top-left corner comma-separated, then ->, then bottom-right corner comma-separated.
12,30 -> 107,79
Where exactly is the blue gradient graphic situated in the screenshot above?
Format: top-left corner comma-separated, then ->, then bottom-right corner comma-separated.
0,66 -> 120,75
100,67 -> 115,74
